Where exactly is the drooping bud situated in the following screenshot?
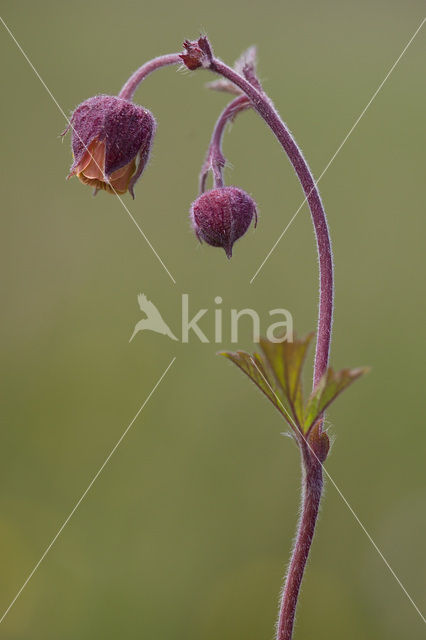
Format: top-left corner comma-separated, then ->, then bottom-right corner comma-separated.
190,186 -> 257,258
64,95 -> 156,197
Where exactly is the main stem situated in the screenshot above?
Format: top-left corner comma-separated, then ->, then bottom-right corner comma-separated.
277,443 -> 323,639
119,46 -> 334,640
208,59 -> 331,640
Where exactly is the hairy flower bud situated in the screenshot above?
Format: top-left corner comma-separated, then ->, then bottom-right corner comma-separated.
190,186 -> 257,258
64,95 -> 156,197
180,36 -> 213,70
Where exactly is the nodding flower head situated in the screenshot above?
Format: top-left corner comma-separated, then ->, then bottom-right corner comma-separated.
64,95 -> 156,197
190,186 -> 257,259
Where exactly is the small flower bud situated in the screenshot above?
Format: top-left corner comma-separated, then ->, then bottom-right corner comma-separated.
190,186 -> 257,258
307,421 -> 330,463
180,36 -> 213,70
64,95 -> 156,197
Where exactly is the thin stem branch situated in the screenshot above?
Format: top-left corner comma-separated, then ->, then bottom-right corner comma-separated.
199,94 -> 250,193
118,53 -> 182,101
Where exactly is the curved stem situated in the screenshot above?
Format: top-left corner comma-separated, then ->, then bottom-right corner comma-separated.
277,443 -> 323,640
199,94 -> 250,193
118,55 -> 333,381
209,58 -> 333,387
118,53 -> 182,101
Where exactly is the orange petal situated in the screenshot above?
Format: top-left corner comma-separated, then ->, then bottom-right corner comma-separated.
74,139 -> 136,195
81,139 -> 106,181
109,159 -> 136,194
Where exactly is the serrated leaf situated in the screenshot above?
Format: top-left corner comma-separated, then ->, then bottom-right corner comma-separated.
259,333 -> 314,426
304,367 -> 369,432
221,334 -> 368,450
220,350 -> 297,432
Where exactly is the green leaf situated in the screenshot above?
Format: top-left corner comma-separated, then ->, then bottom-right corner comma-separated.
304,366 -> 369,432
259,333 -> 314,426
221,333 -> 368,449
220,350 -> 297,432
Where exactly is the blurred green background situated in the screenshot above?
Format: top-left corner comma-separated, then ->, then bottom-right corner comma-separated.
0,1 -> 425,638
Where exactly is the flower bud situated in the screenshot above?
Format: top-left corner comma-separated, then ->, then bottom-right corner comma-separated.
180,36 -> 213,70
65,95 -> 156,197
307,421 -> 330,463
190,186 -> 257,258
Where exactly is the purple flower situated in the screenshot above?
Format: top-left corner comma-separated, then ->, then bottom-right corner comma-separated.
65,95 -> 156,197
190,186 -> 257,258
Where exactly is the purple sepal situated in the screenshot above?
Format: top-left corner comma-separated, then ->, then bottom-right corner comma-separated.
68,95 -> 155,189
190,186 -> 257,258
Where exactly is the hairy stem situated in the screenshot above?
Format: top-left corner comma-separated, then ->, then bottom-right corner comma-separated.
199,94 -> 250,192
278,443 -> 323,640
118,53 -> 182,101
